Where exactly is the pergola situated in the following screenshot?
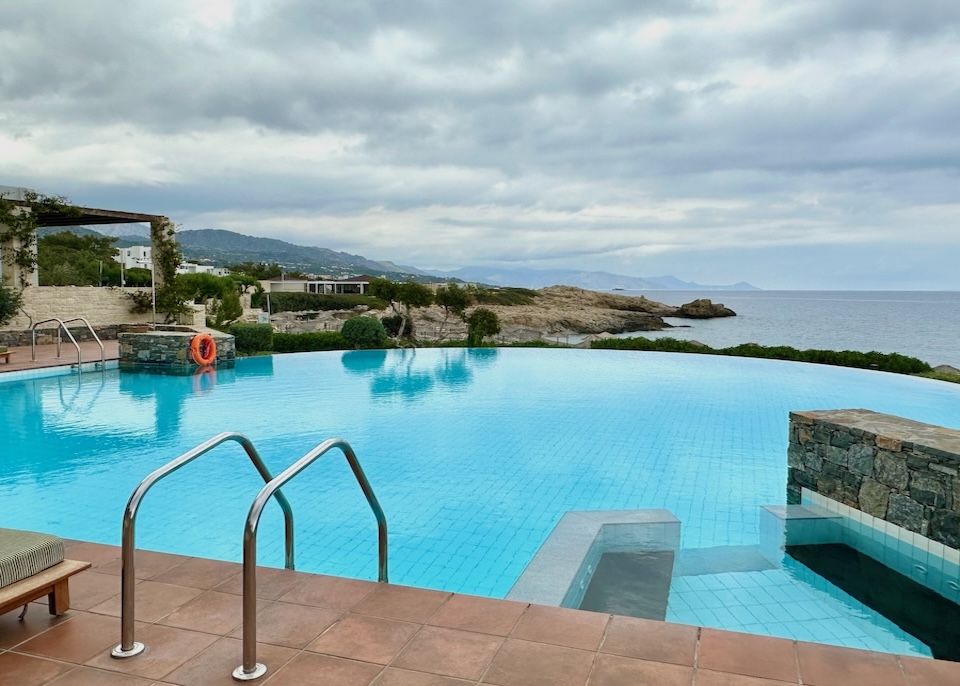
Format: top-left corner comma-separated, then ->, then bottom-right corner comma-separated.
0,185 -> 167,288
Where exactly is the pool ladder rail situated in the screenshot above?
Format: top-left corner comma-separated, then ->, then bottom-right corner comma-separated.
109,432 -> 389,682
31,316 -> 106,372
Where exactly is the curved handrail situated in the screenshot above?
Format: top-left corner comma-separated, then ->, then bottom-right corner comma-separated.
233,438 -> 388,681
111,433 -> 296,659
61,317 -> 105,368
31,318 -> 78,366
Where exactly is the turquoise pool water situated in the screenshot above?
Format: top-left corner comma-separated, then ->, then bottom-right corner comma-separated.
3,348 -> 960,655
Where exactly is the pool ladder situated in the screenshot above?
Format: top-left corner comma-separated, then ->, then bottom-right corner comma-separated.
110,432 -> 389,682
31,317 -> 106,372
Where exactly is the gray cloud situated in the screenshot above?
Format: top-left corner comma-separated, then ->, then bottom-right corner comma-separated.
2,0 -> 959,288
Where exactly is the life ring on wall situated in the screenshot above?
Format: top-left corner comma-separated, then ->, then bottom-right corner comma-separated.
190,333 -> 217,366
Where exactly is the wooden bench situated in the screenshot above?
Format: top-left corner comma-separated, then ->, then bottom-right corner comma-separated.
0,351 -> 11,364
0,560 -> 92,617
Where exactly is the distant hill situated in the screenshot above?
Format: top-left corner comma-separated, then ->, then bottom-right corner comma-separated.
176,229 -> 425,279
427,266 -> 758,291
37,226 -> 757,289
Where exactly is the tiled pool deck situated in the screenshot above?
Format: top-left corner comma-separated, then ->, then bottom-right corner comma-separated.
3,347 -> 960,685
5,541 -> 960,686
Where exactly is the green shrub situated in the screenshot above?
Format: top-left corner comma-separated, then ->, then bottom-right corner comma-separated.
263,292 -> 387,313
467,308 -> 501,346
590,337 -> 932,375
229,324 -> 273,353
0,284 -> 23,326
273,331 -> 350,352
341,316 -> 388,349
381,314 -> 412,337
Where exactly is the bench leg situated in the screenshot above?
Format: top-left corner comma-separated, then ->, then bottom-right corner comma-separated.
48,579 -> 71,616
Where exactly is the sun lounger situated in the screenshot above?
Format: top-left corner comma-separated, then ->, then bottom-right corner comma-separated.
0,529 -> 91,618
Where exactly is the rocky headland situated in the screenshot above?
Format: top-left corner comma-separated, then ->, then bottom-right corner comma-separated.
266,285 -> 736,344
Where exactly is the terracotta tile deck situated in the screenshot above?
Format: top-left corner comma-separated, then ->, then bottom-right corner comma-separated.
1,541 -> 958,685
0,340 -> 119,374
3,352 -> 960,684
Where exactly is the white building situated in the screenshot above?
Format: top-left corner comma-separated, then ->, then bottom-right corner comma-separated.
116,245 -> 152,270
176,263 -> 231,277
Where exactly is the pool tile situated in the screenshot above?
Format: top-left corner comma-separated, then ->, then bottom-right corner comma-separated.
149,559 -> 242,591
278,574 -> 378,611
694,669 -> 798,685
212,566 -> 311,600
229,601 -> 340,649
0,651 -> 74,686
157,591 -> 250,636
17,612 -> 121,664
0,604 -> 75,649
84,624 -> 218,680
306,613 -> 420,664
352,584 -> 451,623
261,652 -> 382,686
480,638 -> 595,686
46,665 -> 156,685
510,604 -> 609,651
698,629 -> 798,683
159,636 -> 297,686
796,641 -> 905,686
599,615 -> 697,666
96,551 -> 191,581
898,655 -> 960,686
371,667 -> 475,686
587,653 -> 692,686
428,593 -> 528,636
55,570 -> 122,611
392,625 -> 503,680
63,542 -> 123,569
88,581 -> 203,623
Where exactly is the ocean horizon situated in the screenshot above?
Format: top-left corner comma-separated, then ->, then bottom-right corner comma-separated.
600,290 -> 960,369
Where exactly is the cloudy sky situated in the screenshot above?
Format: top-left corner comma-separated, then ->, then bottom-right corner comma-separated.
2,1 -> 959,289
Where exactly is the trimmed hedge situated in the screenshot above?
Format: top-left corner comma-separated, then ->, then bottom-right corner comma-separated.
229,324 -> 273,353
263,293 -> 388,314
591,337 -> 932,375
273,331 -> 350,352
341,316 -> 388,349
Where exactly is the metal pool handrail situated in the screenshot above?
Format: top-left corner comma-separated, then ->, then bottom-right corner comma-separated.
111,432 -> 296,659
61,317 -> 105,368
233,438 -> 388,681
31,316 -> 105,371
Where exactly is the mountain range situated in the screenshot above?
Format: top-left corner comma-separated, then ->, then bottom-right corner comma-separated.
40,225 -> 757,290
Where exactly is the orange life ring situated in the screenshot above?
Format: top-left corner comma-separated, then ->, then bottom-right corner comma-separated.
190,333 -> 217,366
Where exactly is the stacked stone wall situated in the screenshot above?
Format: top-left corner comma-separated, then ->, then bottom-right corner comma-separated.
788,409 -> 960,549
3,286 -> 155,330
118,331 -> 235,369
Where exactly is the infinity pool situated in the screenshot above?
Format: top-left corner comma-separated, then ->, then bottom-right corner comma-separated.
3,348 -> 960,655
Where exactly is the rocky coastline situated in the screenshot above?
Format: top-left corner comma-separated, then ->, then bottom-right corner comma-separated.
267,285 -> 736,344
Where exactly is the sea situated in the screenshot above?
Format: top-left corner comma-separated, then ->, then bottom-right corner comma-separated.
595,290 -> 960,369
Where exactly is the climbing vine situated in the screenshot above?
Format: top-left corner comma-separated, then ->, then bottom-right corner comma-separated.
149,217 -> 190,322
0,190 -> 78,288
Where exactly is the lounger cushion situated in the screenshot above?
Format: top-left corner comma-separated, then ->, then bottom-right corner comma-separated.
0,529 -> 65,588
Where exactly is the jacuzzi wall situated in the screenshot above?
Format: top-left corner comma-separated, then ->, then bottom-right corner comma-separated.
788,409 -> 960,550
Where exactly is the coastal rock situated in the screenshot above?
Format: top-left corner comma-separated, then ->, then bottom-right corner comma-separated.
674,299 -> 736,319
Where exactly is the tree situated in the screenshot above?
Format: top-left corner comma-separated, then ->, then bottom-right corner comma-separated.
150,218 -> 190,323
467,308 -> 501,346
368,278 -> 433,341
341,316 -> 388,349
434,284 -> 470,340
37,231 -> 121,286
0,283 -> 23,326
225,262 -> 282,280
1,191 -> 78,289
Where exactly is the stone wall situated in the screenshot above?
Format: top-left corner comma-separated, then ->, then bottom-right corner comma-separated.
4,286 -> 156,330
788,409 -> 960,549
0,286 -> 206,341
118,331 -> 235,370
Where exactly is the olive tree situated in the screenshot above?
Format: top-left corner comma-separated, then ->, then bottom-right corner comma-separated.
434,283 -> 470,340
368,278 -> 433,340
466,308 -> 501,346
